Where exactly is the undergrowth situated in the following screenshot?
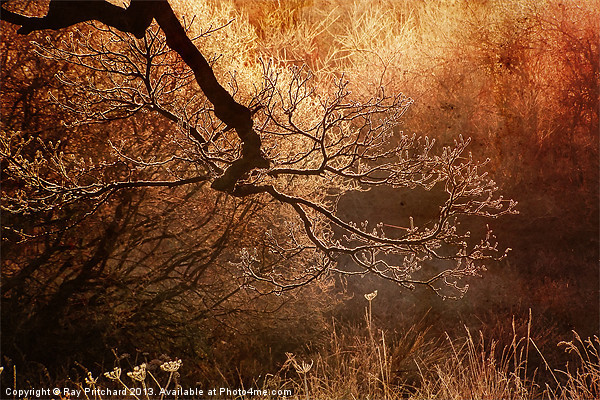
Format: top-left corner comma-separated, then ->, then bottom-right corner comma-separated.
1,0 -> 597,398
4,301 -> 596,400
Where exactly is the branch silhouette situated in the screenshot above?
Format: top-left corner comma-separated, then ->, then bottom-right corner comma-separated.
2,0 -> 267,192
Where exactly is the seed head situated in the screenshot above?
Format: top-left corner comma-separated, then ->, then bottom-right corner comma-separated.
160,359 -> 182,372
364,290 -> 378,301
127,364 -> 147,381
85,372 -> 97,386
104,367 -> 121,380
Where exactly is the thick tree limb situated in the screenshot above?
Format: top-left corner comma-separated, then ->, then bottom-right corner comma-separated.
1,0 -> 153,38
148,1 -> 269,191
1,0 -> 268,192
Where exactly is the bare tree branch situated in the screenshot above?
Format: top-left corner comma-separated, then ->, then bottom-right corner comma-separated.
1,0 -> 517,297
2,0 -> 268,192
1,0 -> 153,38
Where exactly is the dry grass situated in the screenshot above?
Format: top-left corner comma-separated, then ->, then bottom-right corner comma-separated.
268,316 -> 597,400
548,334 -> 600,400
3,0 -> 596,397
38,310 -> 598,399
